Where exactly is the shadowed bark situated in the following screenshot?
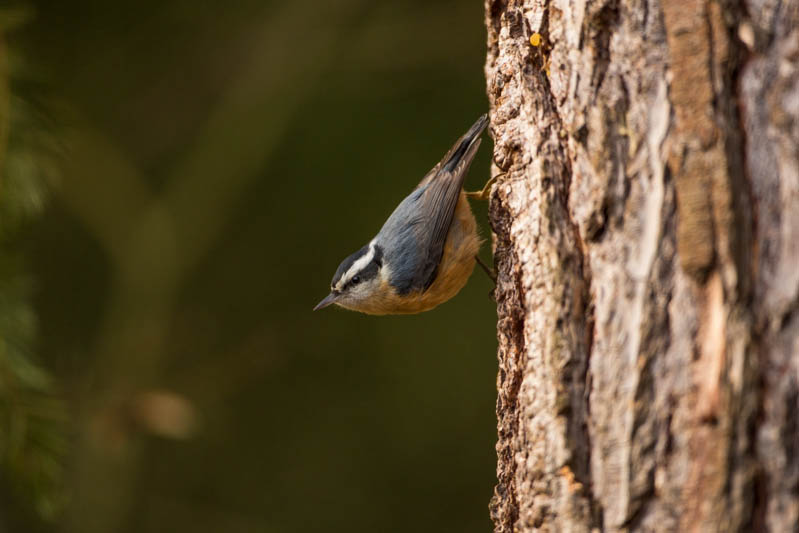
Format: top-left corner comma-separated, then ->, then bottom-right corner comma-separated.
484,0 -> 799,531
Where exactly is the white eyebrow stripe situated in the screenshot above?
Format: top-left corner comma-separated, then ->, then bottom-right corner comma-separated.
341,240 -> 376,286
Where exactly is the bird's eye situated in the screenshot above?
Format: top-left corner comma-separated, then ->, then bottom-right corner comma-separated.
352,275 -> 361,284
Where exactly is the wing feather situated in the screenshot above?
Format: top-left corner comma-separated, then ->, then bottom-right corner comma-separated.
413,138 -> 482,290
377,115 -> 487,294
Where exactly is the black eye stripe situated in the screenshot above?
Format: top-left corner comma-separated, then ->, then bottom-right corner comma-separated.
345,260 -> 380,289
331,244 -> 371,286
332,243 -> 384,289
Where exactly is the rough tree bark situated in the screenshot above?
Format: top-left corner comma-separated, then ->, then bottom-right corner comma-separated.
484,0 -> 799,531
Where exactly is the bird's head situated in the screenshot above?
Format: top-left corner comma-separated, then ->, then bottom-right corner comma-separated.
314,241 -> 387,313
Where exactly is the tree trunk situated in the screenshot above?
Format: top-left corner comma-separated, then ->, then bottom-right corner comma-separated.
484,0 -> 799,531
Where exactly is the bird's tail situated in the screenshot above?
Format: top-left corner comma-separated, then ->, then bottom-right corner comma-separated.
442,114 -> 488,173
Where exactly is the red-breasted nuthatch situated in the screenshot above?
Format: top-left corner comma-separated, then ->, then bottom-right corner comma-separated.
314,115 -> 491,315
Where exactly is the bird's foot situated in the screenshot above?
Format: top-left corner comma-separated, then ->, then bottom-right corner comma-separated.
475,255 -> 497,284
465,173 -> 505,201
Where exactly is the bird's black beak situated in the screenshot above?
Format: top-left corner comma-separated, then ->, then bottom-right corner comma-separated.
313,292 -> 339,311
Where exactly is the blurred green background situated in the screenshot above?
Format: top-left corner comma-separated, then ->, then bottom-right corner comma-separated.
1,1 -> 497,532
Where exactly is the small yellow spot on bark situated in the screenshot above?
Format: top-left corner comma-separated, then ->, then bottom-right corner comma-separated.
738,22 -> 755,49
558,465 -> 584,493
530,33 -> 542,47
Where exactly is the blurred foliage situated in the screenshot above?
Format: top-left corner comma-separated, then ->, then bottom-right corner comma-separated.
0,5 -> 67,528
7,1 -> 498,532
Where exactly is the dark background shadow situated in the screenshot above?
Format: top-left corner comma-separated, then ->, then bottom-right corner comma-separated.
11,1 -> 497,531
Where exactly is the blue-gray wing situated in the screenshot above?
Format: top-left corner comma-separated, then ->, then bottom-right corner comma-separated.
378,115 -> 487,294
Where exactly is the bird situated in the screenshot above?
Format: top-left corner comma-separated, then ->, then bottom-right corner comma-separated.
314,114 -> 495,315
